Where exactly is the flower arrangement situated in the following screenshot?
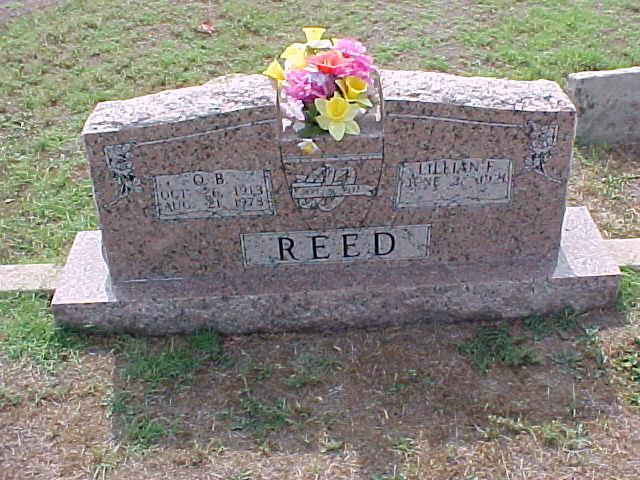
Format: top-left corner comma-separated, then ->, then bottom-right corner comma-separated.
263,27 -> 377,153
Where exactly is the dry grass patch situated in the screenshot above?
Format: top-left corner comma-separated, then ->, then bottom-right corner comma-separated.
569,144 -> 640,238
3,310 -> 639,479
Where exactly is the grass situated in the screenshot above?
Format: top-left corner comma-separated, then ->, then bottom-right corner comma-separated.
571,146 -> 640,238
228,394 -> 291,440
461,0 -> 640,83
0,316 -> 638,478
122,328 -> 225,386
524,308 -> 579,341
126,415 -> 175,452
0,292 -> 85,369
483,415 -> 592,450
108,329 -> 226,450
390,436 -> 418,458
618,268 -> 640,312
613,336 -> 640,407
0,1 -> 640,478
459,322 -> 539,374
125,347 -> 200,386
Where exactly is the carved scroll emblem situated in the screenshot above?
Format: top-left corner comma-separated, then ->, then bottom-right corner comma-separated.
525,121 -> 560,183
290,163 -> 376,211
104,142 -> 143,208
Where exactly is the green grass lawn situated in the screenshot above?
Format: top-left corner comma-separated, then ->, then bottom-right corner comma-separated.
1,1 -> 640,478
1,0 -> 640,264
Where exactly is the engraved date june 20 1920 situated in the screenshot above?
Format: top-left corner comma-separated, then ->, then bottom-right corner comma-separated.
395,158 -> 513,208
153,170 -> 275,220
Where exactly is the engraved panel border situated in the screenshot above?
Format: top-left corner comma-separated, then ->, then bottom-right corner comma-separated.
240,224 -> 432,267
153,169 -> 276,221
395,158 -> 514,209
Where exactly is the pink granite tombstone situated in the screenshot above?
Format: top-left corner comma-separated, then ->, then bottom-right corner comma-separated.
52,71 -> 620,334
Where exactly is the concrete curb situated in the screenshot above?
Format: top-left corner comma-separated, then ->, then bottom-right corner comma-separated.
1,238 -> 638,295
606,239 -> 640,269
0,263 -> 62,293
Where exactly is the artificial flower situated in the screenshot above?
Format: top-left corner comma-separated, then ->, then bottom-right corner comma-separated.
333,38 -> 367,56
282,97 -> 305,121
263,28 -> 377,147
302,26 -> 332,49
333,37 -> 374,81
343,54 -> 374,81
285,69 -> 336,104
306,51 -> 350,76
280,43 -> 307,69
262,59 -> 285,83
297,139 -> 320,155
336,76 -> 372,107
314,93 -> 361,141
303,27 -> 326,43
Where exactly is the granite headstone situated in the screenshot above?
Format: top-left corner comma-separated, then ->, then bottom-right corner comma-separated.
52,70 -> 620,334
566,66 -> 640,145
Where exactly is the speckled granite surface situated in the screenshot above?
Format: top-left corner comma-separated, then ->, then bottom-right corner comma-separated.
566,66 -> 640,144
81,71 -> 575,287
0,264 -> 61,293
52,70 -> 619,335
52,207 -> 619,335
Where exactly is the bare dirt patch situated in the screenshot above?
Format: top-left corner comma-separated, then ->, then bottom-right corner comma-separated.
2,311 -> 639,479
0,0 -> 59,25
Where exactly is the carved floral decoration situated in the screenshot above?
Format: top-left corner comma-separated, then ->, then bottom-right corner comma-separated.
103,143 -> 143,208
525,120 -> 560,183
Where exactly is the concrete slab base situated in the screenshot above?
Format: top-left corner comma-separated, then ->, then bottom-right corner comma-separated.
0,264 -> 61,293
607,238 -> 640,268
51,207 -> 621,335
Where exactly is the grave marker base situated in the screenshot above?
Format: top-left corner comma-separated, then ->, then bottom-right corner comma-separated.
52,207 -> 620,335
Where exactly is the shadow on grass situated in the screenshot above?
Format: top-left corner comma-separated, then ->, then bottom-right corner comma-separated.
1,287 -> 636,477
102,308 -> 630,478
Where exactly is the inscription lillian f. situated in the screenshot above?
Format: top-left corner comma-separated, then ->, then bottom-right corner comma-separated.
241,225 -> 431,266
153,169 -> 275,220
395,158 -> 513,209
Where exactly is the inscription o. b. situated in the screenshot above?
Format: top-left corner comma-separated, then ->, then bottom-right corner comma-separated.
153,169 -> 275,220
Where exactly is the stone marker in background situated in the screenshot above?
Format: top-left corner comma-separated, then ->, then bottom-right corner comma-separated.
566,66 -> 640,145
52,71 -> 620,334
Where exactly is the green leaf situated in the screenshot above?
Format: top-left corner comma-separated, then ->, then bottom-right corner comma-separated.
297,124 -> 325,138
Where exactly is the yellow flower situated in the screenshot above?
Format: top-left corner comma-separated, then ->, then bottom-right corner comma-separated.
314,94 -> 361,141
336,76 -> 372,107
262,59 -> 285,83
280,43 -> 307,69
303,27 -> 326,43
297,139 -> 320,155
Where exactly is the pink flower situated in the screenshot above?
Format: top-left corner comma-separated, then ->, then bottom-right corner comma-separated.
333,38 -> 373,81
333,38 -> 367,57
343,55 -> 374,81
284,69 -> 336,104
306,51 -> 351,76
283,98 -> 305,121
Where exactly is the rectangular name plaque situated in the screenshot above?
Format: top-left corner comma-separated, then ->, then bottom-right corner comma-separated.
154,169 -> 275,220
395,158 -> 513,208
241,225 -> 431,266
